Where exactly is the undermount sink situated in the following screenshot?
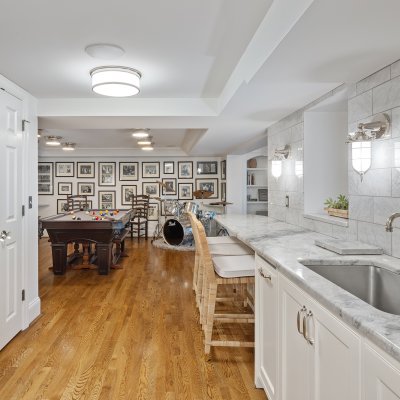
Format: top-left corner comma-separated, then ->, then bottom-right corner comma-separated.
300,261 -> 400,316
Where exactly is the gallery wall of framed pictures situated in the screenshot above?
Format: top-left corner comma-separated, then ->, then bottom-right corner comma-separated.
38,157 -> 226,217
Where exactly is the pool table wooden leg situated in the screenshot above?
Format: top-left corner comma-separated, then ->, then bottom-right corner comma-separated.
97,243 -> 113,275
51,243 -> 68,275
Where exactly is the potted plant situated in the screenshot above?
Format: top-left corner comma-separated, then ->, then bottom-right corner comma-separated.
324,194 -> 349,219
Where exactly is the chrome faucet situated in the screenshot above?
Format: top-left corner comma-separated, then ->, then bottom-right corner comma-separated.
385,212 -> 400,232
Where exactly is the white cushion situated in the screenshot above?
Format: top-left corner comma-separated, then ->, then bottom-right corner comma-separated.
212,255 -> 255,278
209,242 -> 253,256
207,236 -> 239,245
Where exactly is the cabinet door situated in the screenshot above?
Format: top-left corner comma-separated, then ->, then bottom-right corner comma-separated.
364,344 -> 400,400
255,255 -> 278,399
309,299 -> 361,400
279,276 -> 310,400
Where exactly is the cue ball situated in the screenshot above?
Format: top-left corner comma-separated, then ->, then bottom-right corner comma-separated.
72,216 -> 76,220
85,211 -> 89,215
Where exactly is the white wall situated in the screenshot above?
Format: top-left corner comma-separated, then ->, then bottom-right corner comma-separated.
0,74 -> 39,328
304,111 -> 348,215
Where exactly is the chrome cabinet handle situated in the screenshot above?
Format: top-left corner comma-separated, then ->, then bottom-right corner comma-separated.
0,230 -> 11,242
297,306 -> 307,334
303,311 -> 314,345
258,267 -> 272,281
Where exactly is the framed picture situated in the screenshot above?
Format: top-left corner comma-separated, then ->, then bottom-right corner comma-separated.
55,162 -> 74,177
57,199 -> 68,214
142,182 -> 159,198
197,161 -> 218,175
148,203 -> 159,221
162,178 -> 177,195
221,182 -> 226,202
77,162 -> 95,178
195,178 -> 218,199
119,162 -> 138,181
98,191 -> 116,209
99,162 -> 116,186
221,160 -> 226,180
142,162 -> 160,178
161,201 -> 175,216
77,182 -> 95,196
163,161 -> 175,175
121,185 -> 137,205
178,182 -> 193,200
258,188 -> 268,202
38,162 -> 53,195
58,182 -> 72,195
178,161 -> 193,179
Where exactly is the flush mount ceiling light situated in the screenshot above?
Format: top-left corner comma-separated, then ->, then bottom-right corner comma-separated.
132,129 -> 150,139
37,129 -> 44,138
141,145 -> 154,151
62,142 -> 76,151
45,136 -> 62,146
137,137 -> 153,146
346,113 -> 390,181
85,43 -> 125,60
90,66 -> 141,97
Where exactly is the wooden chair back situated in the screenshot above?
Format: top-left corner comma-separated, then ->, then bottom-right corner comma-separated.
131,195 -> 150,219
66,195 -> 89,211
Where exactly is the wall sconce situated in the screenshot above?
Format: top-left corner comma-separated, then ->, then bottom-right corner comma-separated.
346,113 -> 390,181
271,145 -> 291,179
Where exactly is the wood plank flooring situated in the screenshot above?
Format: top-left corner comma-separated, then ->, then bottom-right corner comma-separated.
0,239 -> 266,400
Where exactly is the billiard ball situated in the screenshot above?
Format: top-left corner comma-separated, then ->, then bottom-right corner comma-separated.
105,210 -> 109,214
85,211 -> 89,215
72,216 -> 76,220
92,217 -> 96,220
77,217 -> 81,220
110,212 -> 114,216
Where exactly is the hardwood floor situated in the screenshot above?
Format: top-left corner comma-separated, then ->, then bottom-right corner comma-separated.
0,239 -> 266,400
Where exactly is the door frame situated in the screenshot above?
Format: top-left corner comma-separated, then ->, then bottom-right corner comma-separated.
0,75 -> 40,331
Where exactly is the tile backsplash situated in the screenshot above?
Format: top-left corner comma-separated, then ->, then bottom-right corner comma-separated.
267,59 -> 400,258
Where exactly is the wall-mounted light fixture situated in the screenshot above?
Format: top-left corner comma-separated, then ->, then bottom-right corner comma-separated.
271,145 -> 291,179
346,113 -> 390,181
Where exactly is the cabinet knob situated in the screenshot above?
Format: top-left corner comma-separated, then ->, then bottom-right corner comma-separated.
0,230 -> 11,242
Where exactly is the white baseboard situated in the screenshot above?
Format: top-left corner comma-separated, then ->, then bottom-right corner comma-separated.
26,296 -> 41,328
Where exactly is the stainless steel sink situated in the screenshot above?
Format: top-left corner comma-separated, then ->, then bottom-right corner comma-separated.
300,261 -> 400,315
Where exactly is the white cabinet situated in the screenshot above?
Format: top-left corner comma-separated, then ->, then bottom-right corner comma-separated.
255,254 -> 278,399
364,344 -> 400,400
278,275 -> 361,400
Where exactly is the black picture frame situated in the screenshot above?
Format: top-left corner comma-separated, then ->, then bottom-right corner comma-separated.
38,162 -> 54,195
197,161 -> 218,175
77,162 -> 95,178
142,162 -> 160,178
195,178 -> 219,199
121,185 -> 137,205
57,198 -> 68,214
55,162 -> 74,177
58,182 -> 72,195
98,162 -> 116,187
163,161 -> 175,175
178,161 -> 193,179
221,182 -> 226,202
142,182 -> 160,198
77,182 -> 95,196
98,191 -> 116,209
119,162 -> 139,181
161,201 -> 175,216
221,160 -> 226,180
162,178 -> 177,195
178,182 -> 193,200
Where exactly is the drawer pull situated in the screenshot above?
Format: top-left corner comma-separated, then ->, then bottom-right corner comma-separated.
297,306 -> 307,334
258,267 -> 272,280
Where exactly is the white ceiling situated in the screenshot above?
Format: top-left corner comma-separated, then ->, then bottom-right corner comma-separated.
2,0 -> 400,156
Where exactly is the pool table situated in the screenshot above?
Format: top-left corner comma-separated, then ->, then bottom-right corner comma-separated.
41,209 -> 133,275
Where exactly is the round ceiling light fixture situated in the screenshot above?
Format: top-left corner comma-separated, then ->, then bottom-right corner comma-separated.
132,129 -> 150,139
137,137 -> 153,146
62,142 -> 76,151
90,66 -> 141,97
45,136 -> 62,146
141,145 -> 154,151
85,43 -> 125,60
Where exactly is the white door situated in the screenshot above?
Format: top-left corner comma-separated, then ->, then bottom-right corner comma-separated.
0,90 -> 23,350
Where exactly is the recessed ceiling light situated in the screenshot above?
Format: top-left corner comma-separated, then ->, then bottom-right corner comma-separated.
85,44 -> 125,60
45,136 -> 62,146
62,142 -> 76,151
141,146 -> 154,151
90,66 -> 141,97
132,129 -> 150,138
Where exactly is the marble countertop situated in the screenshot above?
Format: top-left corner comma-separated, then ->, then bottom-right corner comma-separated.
215,214 -> 400,362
